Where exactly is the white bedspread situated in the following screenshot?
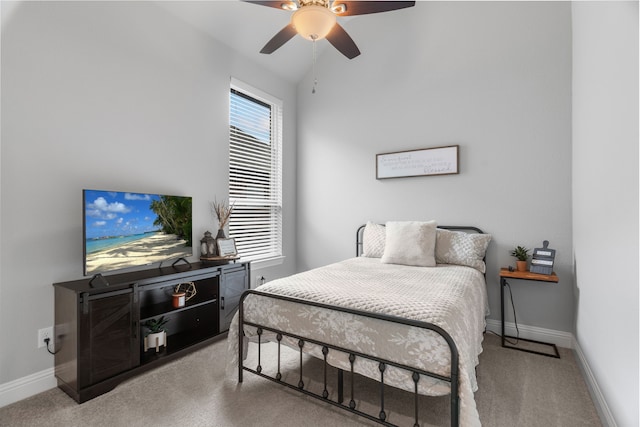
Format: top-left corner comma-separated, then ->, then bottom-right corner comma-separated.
228,257 -> 488,426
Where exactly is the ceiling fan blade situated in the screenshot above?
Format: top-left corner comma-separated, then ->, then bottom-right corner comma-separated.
332,1 -> 415,16
325,23 -> 361,59
242,1 -> 298,11
260,24 -> 298,54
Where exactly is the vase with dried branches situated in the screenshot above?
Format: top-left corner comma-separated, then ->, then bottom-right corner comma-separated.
211,199 -> 234,239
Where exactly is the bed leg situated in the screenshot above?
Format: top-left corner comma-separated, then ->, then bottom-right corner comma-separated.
450,371 -> 459,427
238,329 -> 244,383
238,299 -> 245,383
297,339 -> 305,389
338,369 -> 344,404
378,362 -> 387,421
348,354 -> 356,409
322,346 -> 329,399
412,372 -> 420,427
451,395 -> 459,427
276,333 -> 283,381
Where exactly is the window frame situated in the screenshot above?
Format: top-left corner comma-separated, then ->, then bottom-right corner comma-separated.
228,78 -> 283,266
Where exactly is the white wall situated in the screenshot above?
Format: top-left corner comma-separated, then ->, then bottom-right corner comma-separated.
572,2 -> 639,426
0,1 -> 297,387
296,2 -> 573,333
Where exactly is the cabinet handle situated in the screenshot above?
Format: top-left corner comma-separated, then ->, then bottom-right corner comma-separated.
133,320 -> 138,339
133,283 -> 138,303
81,292 -> 89,315
221,296 -> 225,310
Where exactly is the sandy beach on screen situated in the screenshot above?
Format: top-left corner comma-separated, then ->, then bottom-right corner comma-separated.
86,233 -> 191,273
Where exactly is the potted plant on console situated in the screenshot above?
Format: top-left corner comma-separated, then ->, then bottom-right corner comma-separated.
201,198 -> 238,264
510,246 -> 530,272
211,199 -> 234,241
143,316 -> 169,353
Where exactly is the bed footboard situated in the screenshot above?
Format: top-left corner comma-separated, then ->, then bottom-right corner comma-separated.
238,290 -> 460,427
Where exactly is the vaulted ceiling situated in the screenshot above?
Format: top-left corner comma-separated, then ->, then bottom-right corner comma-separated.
156,0 -> 365,84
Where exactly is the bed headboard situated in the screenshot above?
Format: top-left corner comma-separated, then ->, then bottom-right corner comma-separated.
356,223 -> 485,257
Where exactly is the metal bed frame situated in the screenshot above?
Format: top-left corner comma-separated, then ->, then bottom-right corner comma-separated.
238,225 -> 485,427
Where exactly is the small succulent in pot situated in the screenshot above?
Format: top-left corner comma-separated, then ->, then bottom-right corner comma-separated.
142,316 -> 169,336
143,316 -> 169,353
510,246 -> 530,271
510,246 -> 529,261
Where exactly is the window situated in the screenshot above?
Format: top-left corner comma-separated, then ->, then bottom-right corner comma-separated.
228,80 -> 283,262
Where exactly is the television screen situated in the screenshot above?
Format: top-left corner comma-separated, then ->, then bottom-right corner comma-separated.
83,189 -> 193,276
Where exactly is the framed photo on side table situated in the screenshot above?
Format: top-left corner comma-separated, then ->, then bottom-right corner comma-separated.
530,240 -> 556,275
216,238 -> 238,257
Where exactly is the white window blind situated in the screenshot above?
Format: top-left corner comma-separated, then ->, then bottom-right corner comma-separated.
229,81 -> 283,261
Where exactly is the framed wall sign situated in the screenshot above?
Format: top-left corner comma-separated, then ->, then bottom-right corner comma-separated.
376,145 -> 459,179
216,238 -> 238,257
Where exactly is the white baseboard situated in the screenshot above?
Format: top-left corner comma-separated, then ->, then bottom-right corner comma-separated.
0,367 -> 56,409
485,319 -> 574,348
485,319 -> 614,427
0,325 -> 616,427
573,339 -> 618,427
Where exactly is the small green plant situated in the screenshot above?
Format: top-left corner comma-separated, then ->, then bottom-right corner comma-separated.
142,316 -> 169,335
510,246 -> 530,261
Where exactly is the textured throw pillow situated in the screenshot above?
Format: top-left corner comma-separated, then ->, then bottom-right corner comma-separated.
362,222 -> 386,258
435,229 -> 492,273
381,221 -> 437,267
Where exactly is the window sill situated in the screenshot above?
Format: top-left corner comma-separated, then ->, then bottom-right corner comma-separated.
243,256 -> 285,270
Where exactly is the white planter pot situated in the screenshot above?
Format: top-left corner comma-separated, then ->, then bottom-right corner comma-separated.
144,331 -> 167,353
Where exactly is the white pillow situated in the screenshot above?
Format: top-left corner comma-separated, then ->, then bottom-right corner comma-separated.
362,222 -> 386,258
381,221 -> 437,267
435,229 -> 492,273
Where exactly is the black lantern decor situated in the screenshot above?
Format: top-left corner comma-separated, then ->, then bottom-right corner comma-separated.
200,231 -> 217,259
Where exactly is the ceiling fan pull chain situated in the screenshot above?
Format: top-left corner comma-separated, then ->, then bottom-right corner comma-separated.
312,36 -> 318,94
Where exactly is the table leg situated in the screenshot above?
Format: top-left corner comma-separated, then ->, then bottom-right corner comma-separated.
498,275 -> 560,358
500,277 -> 505,347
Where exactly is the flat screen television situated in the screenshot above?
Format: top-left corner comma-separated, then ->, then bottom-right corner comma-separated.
83,189 -> 193,276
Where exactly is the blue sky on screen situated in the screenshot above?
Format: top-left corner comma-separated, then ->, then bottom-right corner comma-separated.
84,190 -> 160,239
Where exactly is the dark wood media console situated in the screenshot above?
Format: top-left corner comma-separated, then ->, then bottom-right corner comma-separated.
53,261 -> 250,403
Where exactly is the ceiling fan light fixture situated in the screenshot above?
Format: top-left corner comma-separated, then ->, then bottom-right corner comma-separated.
331,3 -> 346,14
281,1 -> 297,11
291,5 -> 336,41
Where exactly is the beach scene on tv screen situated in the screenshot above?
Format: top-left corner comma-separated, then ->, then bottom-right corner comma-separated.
84,190 -> 192,275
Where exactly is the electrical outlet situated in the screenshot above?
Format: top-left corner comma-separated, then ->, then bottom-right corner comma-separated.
38,326 -> 53,349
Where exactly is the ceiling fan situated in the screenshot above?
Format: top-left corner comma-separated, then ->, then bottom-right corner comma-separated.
244,1 -> 416,59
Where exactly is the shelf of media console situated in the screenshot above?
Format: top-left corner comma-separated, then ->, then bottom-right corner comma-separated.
139,298 -> 218,322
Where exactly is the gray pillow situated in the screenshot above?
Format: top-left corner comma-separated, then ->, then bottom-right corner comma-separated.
362,222 -> 386,258
435,229 -> 492,273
